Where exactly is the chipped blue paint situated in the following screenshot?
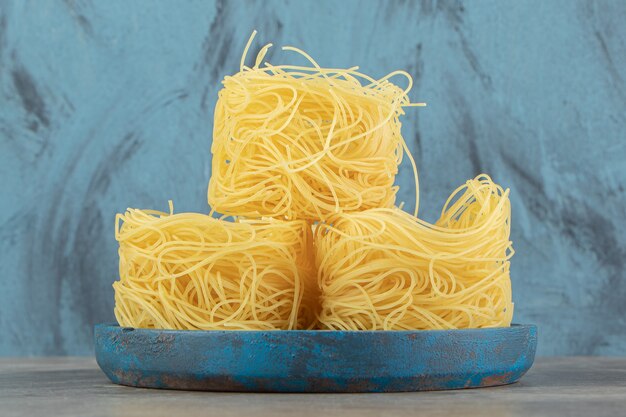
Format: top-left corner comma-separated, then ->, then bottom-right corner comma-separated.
94,323 -> 537,392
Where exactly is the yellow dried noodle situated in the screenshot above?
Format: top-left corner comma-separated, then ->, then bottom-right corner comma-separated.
113,203 -> 317,330
315,175 -> 514,330
208,31 -> 424,221
114,33 -> 515,333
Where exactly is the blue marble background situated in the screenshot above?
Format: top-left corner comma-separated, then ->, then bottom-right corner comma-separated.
1,0 -> 625,356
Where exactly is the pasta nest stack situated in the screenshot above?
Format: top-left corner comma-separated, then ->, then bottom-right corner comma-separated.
113,33 -> 513,332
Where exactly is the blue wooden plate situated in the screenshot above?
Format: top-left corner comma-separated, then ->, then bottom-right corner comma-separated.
95,323 -> 537,392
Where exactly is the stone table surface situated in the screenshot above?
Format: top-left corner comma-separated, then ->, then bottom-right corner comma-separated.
1,357 -> 625,417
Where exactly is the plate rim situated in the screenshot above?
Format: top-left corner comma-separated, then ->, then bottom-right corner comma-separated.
95,322 -> 536,335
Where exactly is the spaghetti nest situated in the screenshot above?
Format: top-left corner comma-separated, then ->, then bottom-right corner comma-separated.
113,204 -> 317,330
314,175 -> 514,330
208,32 -> 422,221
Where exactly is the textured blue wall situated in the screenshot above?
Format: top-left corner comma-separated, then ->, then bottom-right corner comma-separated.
0,0 -> 625,356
